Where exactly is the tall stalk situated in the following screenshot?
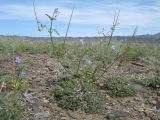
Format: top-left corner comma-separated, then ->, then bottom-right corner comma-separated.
33,0 -> 59,50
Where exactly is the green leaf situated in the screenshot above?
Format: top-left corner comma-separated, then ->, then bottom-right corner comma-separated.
45,14 -> 56,20
53,29 -> 60,35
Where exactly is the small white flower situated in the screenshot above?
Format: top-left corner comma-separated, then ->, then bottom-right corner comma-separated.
86,59 -> 92,65
20,71 -> 26,77
111,45 -> 116,50
15,56 -> 22,64
80,39 -> 84,45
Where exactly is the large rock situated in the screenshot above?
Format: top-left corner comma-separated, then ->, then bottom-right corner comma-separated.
45,58 -> 65,83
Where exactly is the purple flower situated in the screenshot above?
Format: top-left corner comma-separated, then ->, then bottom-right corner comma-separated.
53,8 -> 60,17
15,56 -> 22,64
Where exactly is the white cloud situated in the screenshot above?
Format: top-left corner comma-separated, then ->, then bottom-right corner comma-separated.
0,2 -> 159,30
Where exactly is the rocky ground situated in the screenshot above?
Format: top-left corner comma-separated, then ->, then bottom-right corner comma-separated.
0,53 -> 160,120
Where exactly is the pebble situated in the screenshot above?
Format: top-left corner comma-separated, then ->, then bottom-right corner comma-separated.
106,110 -> 130,119
134,106 -> 144,112
144,117 -> 151,120
127,102 -> 135,108
43,98 -> 49,103
150,100 -> 157,105
61,117 -> 67,120
156,101 -> 160,109
43,111 -> 50,118
157,91 -> 160,96
67,111 -> 77,119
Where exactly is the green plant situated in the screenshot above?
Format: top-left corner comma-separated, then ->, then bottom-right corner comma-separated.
82,81 -> 105,113
11,79 -> 21,91
22,56 -> 37,65
0,74 -> 13,91
0,94 -> 23,120
132,70 -> 160,88
53,78 -> 104,113
156,69 -> 160,81
53,79 -> 82,110
105,77 -> 137,97
155,69 -> 160,88
58,96 -> 81,110
16,63 -> 25,74
142,70 -> 160,88
125,46 -> 143,60
11,77 -> 28,92
33,1 -> 59,51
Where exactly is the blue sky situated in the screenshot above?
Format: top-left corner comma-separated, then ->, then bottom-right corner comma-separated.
0,0 -> 159,37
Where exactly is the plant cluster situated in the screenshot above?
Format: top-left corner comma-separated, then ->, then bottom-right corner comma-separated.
105,77 -> 137,97
53,78 -> 104,113
0,94 -> 23,120
41,8 -> 140,113
142,69 -> 160,88
0,56 -> 32,119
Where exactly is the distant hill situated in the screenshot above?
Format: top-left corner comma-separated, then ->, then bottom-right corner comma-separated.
0,33 -> 160,43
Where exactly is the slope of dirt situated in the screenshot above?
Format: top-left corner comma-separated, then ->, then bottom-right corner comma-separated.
0,53 -> 160,120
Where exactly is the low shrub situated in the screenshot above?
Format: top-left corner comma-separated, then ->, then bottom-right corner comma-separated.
125,45 -> 143,60
132,67 -> 160,89
142,70 -> 160,88
53,78 -> 104,113
105,76 -> 137,97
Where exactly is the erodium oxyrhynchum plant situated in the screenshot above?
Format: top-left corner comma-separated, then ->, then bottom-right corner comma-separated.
33,1 -> 60,50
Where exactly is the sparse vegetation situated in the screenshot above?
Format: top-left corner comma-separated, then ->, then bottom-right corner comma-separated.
53,79 -> 104,113
0,36 -> 160,119
0,55 -> 30,120
142,69 -> 160,88
53,78 -> 104,113
0,94 -> 23,120
105,76 -> 137,97
0,2 -> 159,119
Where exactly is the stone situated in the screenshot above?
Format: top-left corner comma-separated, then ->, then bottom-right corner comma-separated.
157,91 -> 160,96
106,110 -> 130,119
61,117 -> 67,120
144,117 -> 151,120
156,101 -> 160,109
67,111 -> 77,119
43,111 -> 50,118
144,110 -> 155,119
45,59 -> 65,72
105,105 -> 113,110
156,112 -> 160,119
45,58 -> 65,81
127,102 -> 135,108
134,105 -> 144,112
43,98 -> 49,104
118,117 -> 132,120
139,112 -> 146,119
150,100 -> 157,105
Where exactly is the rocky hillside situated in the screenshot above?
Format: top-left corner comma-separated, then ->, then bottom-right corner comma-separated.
0,32 -> 160,43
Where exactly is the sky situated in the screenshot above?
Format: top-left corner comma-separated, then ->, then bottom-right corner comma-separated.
0,0 -> 159,37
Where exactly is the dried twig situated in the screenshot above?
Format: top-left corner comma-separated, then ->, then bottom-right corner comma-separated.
91,10 -> 120,81
0,81 -> 5,93
96,26 -> 138,81
33,0 -> 42,32
63,7 -> 75,46
61,7 -> 75,55
108,9 -> 120,46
